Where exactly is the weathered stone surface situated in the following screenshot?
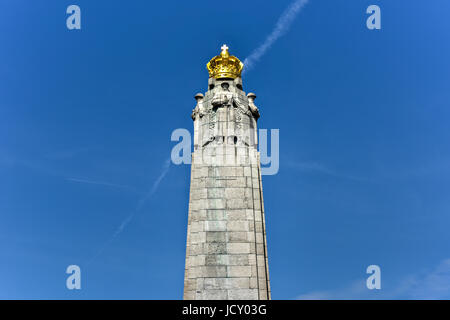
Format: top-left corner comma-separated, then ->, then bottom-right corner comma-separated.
184,75 -> 270,300
204,278 -> 249,290
227,209 -> 247,220
208,198 -> 226,209
204,243 -> 227,254
228,221 -> 250,232
206,210 -> 226,220
205,254 -> 229,266
205,220 -> 227,232
227,231 -> 249,242
224,188 -> 245,199
227,265 -> 252,277
207,188 -> 224,199
206,231 -> 226,243
226,198 -> 246,209
189,232 -> 206,244
227,242 -> 251,254
228,289 -> 258,300
228,254 -> 250,266
197,290 -> 228,300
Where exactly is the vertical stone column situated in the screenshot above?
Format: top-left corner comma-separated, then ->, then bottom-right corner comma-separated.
184,78 -> 270,300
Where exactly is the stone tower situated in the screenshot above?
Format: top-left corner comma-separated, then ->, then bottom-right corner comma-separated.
183,45 -> 271,300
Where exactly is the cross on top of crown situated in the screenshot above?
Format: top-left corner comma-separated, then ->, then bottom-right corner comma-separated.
221,44 -> 229,52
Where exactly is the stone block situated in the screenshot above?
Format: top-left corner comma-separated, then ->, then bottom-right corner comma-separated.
191,188 -> 207,200
205,177 -> 226,188
206,210 -> 226,220
244,188 -> 254,199
248,254 -> 257,266
227,231 -> 248,242
251,265 -> 258,277
257,266 -> 267,278
253,199 -> 261,210
224,188 -> 245,199
187,267 -> 199,279
256,243 -> 265,254
206,231 -> 226,243
235,167 -> 244,176
217,167 -> 235,177
188,255 -> 205,267
255,221 -> 263,233
252,188 -> 260,199
189,243 -> 204,255
196,278 -> 204,290
190,199 -> 206,211
204,243 -> 227,254
204,278 -> 249,290
207,188 -> 224,199
228,254 -> 249,266
258,279 -> 267,290
190,210 -> 207,221
227,289 -> 258,300
193,167 -> 209,178
259,290 -> 268,300
208,166 -> 218,177
246,209 -> 255,219
184,279 -> 196,292
253,210 -> 262,221
257,255 -> 265,267
205,254 -> 229,266
227,242 -> 250,254
200,266 -> 227,277
226,177 -> 247,188
227,221 -> 249,232
226,198 -> 246,209
249,277 -> 258,289
189,221 -> 204,233
208,198 -> 226,209
245,198 -> 255,209
184,290 -> 195,300
205,220 -> 226,231
227,209 -> 247,220
227,265 -> 252,277
190,232 -> 206,244
255,232 -> 263,244
197,290 -> 228,300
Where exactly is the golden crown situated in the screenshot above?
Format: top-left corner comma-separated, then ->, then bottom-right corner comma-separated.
207,45 -> 244,79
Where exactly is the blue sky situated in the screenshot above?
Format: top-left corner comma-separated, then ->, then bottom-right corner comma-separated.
1,0 -> 450,299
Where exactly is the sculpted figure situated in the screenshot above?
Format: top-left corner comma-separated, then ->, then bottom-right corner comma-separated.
211,82 -> 236,143
211,82 -> 234,108
247,92 -> 260,120
191,93 -> 205,120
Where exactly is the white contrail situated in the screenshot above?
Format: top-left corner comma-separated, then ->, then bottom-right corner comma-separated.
87,158 -> 171,265
136,157 -> 171,211
113,157 -> 171,238
243,0 -> 309,72
67,177 -> 137,191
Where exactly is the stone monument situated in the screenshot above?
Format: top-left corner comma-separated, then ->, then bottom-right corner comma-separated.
183,45 -> 271,300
